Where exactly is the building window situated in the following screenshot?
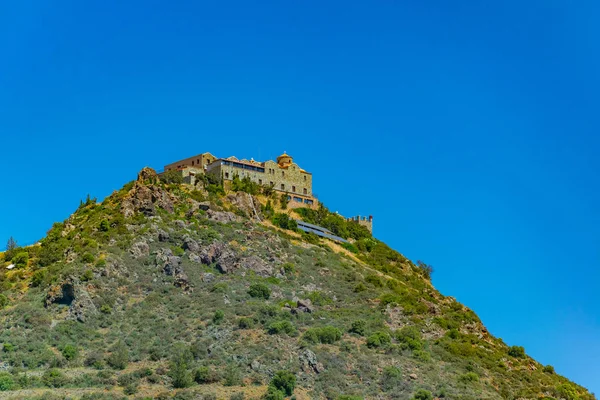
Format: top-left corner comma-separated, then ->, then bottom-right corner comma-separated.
282,171 -> 285,177
281,184 -> 285,191
192,161 -> 195,166
303,188 -> 307,195
292,186 -> 296,192
225,172 -> 229,179
259,179 -> 262,185
304,175 -> 307,181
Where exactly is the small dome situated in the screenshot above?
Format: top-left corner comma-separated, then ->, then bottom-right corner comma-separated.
277,152 -> 293,166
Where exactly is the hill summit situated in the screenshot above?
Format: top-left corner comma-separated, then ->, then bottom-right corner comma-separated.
0,167 -> 594,400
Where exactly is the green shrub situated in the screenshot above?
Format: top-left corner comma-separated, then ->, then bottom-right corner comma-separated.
12,252 -> 29,268
232,175 -> 260,195
82,253 -> 95,263
124,383 -> 139,395
106,341 -> 129,370
413,389 -> 433,400
238,317 -> 254,329
31,269 -> 48,287
307,290 -> 332,306
508,345 -> 525,358
337,396 -> 363,400
381,366 -> 402,390
61,344 -> 78,361
543,365 -> 555,374
169,345 -> 193,389
303,326 -> 342,344
270,370 -> 296,396
99,219 -> 110,232
413,349 -> 431,362
271,213 -> 297,230
395,325 -> 423,350
248,283 -> 271,300
459,372 -> 479,383
0,294 -> 8,309
213,310 -> 225,325
267,320 -> 295,335
160,170 -> 183,184
0,373 -> 15,391
81,269 -> 94,282
353,283 -> 366,293
194,367 -> 215,384
263,386 -> 285,400
349,320 -> 367,336
279,194 -> 289,210
367,331 -> 391,348
224,364 -> 242,386
282,262 -> 295,274
365,274 -> 383,287
42,369 -> 67,388
230,393 -> 245,400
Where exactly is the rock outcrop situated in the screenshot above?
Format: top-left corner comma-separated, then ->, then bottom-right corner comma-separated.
121,168 -> 175,218
155,248 -> 191,291
45,279 -> 97,323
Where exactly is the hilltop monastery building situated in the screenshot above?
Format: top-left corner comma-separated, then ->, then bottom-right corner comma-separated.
164,151 -> 372,232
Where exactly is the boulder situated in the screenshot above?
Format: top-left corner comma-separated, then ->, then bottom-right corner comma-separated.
182,235 -> 200,253
299,349 -> 324,374
45,279 -> 97,323
240,255 -> 273,277
296,299 -> 314,313
156,248 -> 191,291
199,242 -> 239,274
157,229 -> 170,242
120,168 -> 175,218
130,241 -> 150,259
226,192 -> 262,219
206,209 -> 239,223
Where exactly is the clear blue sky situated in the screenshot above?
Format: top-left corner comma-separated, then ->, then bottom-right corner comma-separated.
1,0 -> 599,393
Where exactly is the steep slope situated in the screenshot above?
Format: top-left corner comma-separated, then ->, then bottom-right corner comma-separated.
0,168 -> 594,400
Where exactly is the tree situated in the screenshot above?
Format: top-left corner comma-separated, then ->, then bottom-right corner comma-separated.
12,252 -> 29,268
508,345 -> 525,358
0,294 -> 8,309
270,370 -> 296,396
61,345 -> 78,361
107,341 -> 129,370
169,345 -> 193,389
416,260 -> 433,280
413,389 -> 433,400
279,193 -> 289,209
4,237 -> 17,260
248,283 -> 271,300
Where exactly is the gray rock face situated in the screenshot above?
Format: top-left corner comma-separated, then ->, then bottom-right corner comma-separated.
199,242 -> 274,276
299,349 -> 324,374
157,229 -> 170,242
296,299 -> 314,313
226,192 -> 262,219
45,279 -> 97,323
130,241 -> 150,259
206,209 -> 239,223
156,248 -> 191,291
199,242 -> 239,274
240,255 -> 273,277
120,168 -> 175,218
182,235 -> 200,253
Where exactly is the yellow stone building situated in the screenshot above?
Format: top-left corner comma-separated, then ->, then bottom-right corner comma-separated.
164,152 -> 317,207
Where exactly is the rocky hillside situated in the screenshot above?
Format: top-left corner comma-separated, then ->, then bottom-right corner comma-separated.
0,168 -> 594,400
